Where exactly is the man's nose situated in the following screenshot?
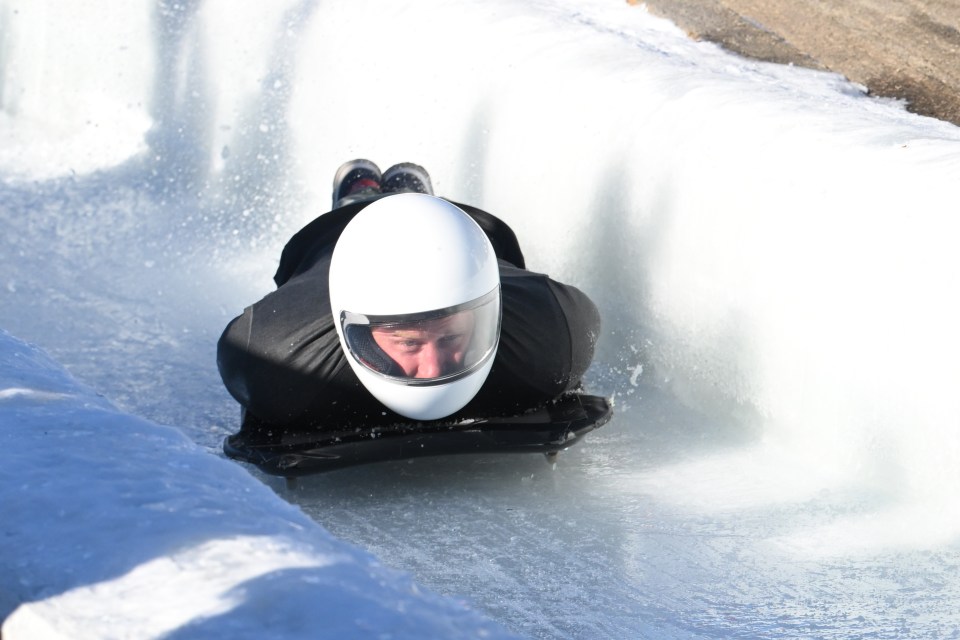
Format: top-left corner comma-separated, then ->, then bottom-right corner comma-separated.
415,342 -> 442,378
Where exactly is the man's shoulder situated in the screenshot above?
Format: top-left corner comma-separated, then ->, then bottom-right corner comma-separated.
449,201 -> 526,269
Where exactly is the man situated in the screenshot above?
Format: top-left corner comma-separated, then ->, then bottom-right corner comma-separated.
217,160 -> 601,435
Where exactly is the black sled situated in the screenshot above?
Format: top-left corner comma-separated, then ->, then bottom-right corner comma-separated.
223,393 -> 612,477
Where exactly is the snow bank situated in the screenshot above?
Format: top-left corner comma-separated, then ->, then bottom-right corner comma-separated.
269,0 -> 960,508
0,330 -> 513,639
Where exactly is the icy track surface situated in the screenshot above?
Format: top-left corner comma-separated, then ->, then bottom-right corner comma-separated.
3,0 -> 960,638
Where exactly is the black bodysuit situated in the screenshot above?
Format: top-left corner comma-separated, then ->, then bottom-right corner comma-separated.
217,199 -> 600,430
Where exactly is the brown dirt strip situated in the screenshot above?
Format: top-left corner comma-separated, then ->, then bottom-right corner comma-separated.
631,0 -> 960,127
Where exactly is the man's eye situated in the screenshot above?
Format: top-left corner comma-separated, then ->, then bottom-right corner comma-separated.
439,334 -> 464,347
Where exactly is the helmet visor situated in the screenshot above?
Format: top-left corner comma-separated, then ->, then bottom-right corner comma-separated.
340,287 -> 501,386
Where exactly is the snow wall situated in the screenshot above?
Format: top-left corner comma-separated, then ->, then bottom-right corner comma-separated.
0,330 -> 515,639
3,0 -> 960,635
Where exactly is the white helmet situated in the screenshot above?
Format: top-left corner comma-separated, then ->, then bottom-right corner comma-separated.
329,193 -> 501,420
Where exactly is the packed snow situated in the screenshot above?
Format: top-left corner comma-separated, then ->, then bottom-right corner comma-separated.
3,0 -> 960,638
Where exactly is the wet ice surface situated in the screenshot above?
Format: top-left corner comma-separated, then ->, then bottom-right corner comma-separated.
270,378 -> 960,639
3,0 -> 960,637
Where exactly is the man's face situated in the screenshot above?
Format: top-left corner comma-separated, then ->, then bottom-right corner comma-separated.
371,311 -> 476,379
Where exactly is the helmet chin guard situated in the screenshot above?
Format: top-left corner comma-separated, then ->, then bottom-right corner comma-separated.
329,194 -> 501,420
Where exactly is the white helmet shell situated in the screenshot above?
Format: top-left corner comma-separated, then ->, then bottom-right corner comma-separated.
329,194 -> 501,420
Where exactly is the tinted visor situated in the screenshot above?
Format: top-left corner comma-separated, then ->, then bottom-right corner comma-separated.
341,287 -> 501,386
